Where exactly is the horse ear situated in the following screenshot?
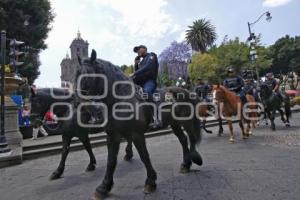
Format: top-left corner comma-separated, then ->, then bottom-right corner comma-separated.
91,49 -> 97,64
216,83 -> 220,88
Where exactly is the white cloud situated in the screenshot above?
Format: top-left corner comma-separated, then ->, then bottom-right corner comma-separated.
96,0 -> 177,39
36,0 -> 180,87
263,0 -> 292,7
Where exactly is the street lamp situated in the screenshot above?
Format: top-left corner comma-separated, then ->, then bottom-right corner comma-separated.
247,11 -> 272,85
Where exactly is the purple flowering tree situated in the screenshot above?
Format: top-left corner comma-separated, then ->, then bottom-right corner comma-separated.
159,41 -> 192,80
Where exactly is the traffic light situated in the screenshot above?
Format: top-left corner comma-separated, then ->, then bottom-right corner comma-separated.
9,39 -> 25,72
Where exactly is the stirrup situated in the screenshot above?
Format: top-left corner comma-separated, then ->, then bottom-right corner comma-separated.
149,120 -> 163,129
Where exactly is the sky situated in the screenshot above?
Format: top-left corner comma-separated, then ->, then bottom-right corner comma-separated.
35,0 -> 300,87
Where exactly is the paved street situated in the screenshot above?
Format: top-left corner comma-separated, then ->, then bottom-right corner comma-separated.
1,113 -> 300,200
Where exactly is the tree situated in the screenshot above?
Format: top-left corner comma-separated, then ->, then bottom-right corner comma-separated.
188,53 -> 219,84
209,37 -> 271,78
159,41 -> 191,80
154,62 -> 174,87
0,0 -> 55,84
185,19 -> 217,53
269,35 -> 300,74
120,65 -> 133,76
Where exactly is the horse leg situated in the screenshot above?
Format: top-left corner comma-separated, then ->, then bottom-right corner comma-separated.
202,119 -> 213,134
182,123 -> 203,167
278,109 -> 286,124
94,133 -> 120,199
269,110 -> 276,131
78,135 -> 97,172
227,120 -> 235,143
240,119 -> 249,139
217,106 -> 224,136
131,132 -> 157,194
264,112 -> 269,126
171,124 -> 192,174
284,98 -> 291,127
124,135 -> 133,162
50,134 -> 72,180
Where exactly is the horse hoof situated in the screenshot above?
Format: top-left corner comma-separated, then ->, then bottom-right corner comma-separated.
123,154 -> 133,162
206,130 -> 213,134
143,184 -> 156,194
190,151 -> 203,166
286,123 -> 290,127
229,138 -> 235,143
248,131 -> 252,135
243,136 -> 249,140
86,164 -> 96,172
179,164 -> 190,174
49,172 -> 62,180
90,192 -> 105,200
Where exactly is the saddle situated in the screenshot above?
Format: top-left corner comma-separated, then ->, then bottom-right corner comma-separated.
135,87 -> 175,105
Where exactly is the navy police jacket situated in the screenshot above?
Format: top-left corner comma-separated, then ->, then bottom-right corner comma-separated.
133,52 -> 159,85
223,76 -> 244,92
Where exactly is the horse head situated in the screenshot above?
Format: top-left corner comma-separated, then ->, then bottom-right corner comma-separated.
75,49 -> 131,104
259,84 -> 272,100
212,84 -> 226,103
75,49 -> 113,102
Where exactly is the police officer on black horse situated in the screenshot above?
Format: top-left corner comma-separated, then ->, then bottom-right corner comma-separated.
263,72 -> 283,100
131,45 -> 162,128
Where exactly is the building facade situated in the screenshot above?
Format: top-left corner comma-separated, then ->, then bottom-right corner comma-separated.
60,31 -> 89,86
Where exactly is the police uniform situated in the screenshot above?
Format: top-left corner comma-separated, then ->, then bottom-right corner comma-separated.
243,79 -> 259,101
133,52 -> 159,96
223,75 -> 247,104
264,78 -> 277,91
263,75 -> 283,100
195,83 -> 211,101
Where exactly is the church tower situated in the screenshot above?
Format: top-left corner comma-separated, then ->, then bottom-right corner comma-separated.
60,31 -> 89,86
70,30 -> 89,59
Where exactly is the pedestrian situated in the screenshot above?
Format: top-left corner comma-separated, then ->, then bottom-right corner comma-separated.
32,118 -> 48,140
22,105 -> 31,126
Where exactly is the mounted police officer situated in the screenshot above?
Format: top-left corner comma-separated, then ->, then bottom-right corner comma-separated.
194,77 -> 211,102
223,67 -> 247,104
242,75 -> 259,102
263,72 -> 283,100
131,45 -> 161,128
132,45 -> 159,96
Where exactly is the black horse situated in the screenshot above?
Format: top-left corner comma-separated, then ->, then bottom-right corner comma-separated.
75,50 -> 203,199
259,84 -> 291,130
30,88 -> 134,180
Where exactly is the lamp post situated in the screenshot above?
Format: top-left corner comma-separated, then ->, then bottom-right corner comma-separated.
247,11 -> 272,86
0,30 -> 12,156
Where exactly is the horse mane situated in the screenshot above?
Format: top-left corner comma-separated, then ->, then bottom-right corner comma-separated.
94,58 -> 129,82
217,85 -> 241,104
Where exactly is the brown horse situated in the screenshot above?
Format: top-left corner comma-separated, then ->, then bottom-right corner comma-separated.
212,85 -> 257,143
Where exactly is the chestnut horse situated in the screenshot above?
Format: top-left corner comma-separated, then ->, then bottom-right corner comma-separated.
212,85 -> 257,143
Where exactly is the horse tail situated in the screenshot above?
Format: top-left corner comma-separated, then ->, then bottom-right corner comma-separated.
166,87 -> 202,144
